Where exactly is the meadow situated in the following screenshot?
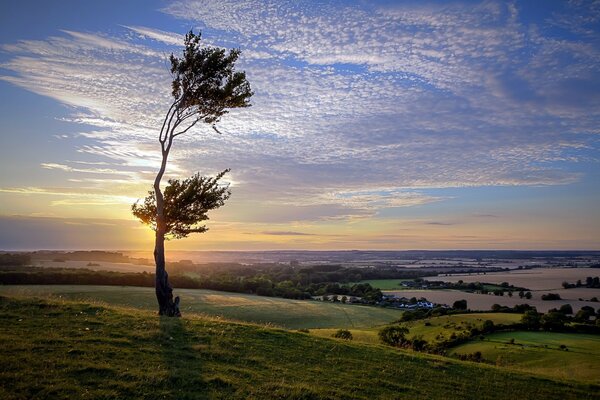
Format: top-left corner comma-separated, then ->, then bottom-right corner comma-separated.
0,285 -> 403,329
449,331 -> 600,383
313,312 -> 600,384
1,296 -> 597,400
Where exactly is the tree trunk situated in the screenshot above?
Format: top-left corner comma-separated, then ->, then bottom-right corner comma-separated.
153,138 -> 180,317
154,227 -> 180,317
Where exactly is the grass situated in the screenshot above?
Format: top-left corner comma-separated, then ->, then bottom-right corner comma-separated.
310,313 -> 523,346
402,313 -> 523,344
449,331 -> 600,384
1,296 -> 598,399
0,285 -> 404,329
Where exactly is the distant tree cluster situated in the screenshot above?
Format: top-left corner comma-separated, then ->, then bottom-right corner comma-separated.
562,276 -> 600,289
0,253 -> 31,266
541,293 -> 562,301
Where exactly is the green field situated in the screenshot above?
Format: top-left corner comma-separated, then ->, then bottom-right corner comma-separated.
311,313 -> 523,346
0,285 -> 404,329
1,296 -> 597,399
449,331 -> 600,384
403,313 -> 523,344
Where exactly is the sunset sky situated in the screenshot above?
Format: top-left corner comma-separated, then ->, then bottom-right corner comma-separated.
1,0 -> 599,251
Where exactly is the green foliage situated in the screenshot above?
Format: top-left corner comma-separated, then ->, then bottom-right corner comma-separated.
0,253 -> 30,266
521,310 -> 541,331
541,293 -> 562,301
453,299 -> 468,310
132,170 -> 231,239
559,304 -> 574,315
379,325 -> 409,346
332,329 -> 353,340
541,311 -> 567,331
169,31 -> 252,124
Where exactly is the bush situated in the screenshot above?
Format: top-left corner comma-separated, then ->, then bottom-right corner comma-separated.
541,293 -> 561,301
379,325 -> 409,347
453,299 -> 467,310
332,329 -> 352,340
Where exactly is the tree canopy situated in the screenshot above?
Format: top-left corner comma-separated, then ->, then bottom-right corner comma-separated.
132,169 -> 231,240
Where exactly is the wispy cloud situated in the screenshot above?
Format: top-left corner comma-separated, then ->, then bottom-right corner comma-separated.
0,0 -> 598,227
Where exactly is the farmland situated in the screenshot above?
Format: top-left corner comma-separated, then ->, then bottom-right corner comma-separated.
430,268 -> 598,291
449,331 -> 600,383
0,285 -> 403,329
384,289 -> 598,313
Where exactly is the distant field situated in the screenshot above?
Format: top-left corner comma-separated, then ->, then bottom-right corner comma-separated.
0,285 -> 403,329
430,268 -> 598,291
32,259 -> 154,273
354,279 -> 412,290
449,331 -> 600,384
386,289 -> 598,313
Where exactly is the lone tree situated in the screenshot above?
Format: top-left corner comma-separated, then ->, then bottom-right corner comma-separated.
132,31 -> 253,317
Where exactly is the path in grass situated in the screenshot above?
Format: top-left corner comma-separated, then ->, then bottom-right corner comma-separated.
0,285 -> 403,329
449,331 -> 600,383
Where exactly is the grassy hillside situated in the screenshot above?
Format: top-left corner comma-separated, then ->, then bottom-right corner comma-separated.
0,285 -> 403,329
1,296 -> 598,400
310,313 -> 524,348
449,331 -> 600,383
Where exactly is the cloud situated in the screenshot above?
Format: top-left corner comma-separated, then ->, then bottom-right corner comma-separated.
0,1 -> 598,225
261,231 -> 316,236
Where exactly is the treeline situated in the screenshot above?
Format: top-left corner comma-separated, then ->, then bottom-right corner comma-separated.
0,253 -> 30,266
0,265 -> 383,302
562,276 -> 600,289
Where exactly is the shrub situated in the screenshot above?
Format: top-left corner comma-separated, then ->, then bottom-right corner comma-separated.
541,293 -> 561,301
332,329 -> 352,340
453,299 -> 467,310
379,325 -> 409,346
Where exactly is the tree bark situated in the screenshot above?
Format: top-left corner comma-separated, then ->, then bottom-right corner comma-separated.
153,136 -> 181,317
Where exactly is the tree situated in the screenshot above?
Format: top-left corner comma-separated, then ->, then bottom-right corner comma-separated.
379,325 -> 410,347
541,311 -> 566,331
132,31 -> 252,316
453,299 -> 467,310
521,310 -> 541,331
558,304 -> 573,315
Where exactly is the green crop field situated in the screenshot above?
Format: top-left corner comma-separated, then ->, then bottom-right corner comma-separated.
1,296 -> 597,400
449,331 -> 600,384
0,285 -> 404,329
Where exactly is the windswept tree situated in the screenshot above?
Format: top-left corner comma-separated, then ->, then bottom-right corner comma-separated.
132,31 -> 253,317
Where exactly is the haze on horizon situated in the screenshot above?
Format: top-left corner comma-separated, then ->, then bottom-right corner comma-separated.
0,0 -> 599,251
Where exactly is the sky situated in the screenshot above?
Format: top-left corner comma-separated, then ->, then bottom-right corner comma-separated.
0,0 -> 599,251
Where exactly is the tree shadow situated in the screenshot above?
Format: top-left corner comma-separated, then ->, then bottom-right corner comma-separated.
159,316 -> 207,399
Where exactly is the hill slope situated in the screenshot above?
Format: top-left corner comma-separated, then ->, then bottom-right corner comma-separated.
0,296 -> 597,400
0,285 -> 403,329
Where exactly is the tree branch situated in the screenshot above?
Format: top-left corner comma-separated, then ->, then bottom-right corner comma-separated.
173,117 -> 201,137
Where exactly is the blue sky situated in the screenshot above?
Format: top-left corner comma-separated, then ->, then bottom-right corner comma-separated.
0,0 -> 599,251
